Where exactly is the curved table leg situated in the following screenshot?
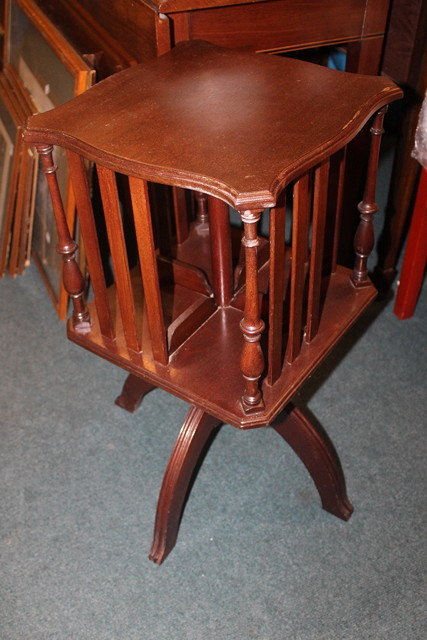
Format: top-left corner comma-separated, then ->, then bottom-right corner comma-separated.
115,374 -> 156,413
149,405 -> 222,564
272,403 -> 353,521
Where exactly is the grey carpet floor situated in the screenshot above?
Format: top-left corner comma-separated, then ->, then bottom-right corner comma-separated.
1,146 -> 426,638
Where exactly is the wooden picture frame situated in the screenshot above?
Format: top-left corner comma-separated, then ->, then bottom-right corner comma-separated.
34,0 -> 137,80
0,103 -> 14,229
4,0 -> 95,319
0,66 -> 38,276
0,73 -> 25,277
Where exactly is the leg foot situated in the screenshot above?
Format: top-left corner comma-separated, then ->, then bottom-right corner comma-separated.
272,403 -> 353,520
115,374 -> 156,413
149,406 -> 222,564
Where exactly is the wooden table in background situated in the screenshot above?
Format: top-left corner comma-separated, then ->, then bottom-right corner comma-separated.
74,0 -> 391,73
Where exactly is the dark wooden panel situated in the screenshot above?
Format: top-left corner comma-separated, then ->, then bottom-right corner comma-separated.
185,0 -> 368,52
73,0 -> 160,61
363,0 -> 392,35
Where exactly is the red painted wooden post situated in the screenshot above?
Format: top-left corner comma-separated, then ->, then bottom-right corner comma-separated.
394,168 -> 427,319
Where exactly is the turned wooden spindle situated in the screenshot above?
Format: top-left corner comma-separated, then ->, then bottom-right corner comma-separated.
351,106 -> 387,288
37,144 -> 91,333
194,191 -> 210,234
239,208 -> 265,414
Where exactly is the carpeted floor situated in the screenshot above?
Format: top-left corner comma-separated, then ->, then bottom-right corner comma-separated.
1,138 -> 426,638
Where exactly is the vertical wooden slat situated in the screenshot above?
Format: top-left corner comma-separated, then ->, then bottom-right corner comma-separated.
208,195 -> 233,307
149,183 -> 174,255
306,159 -> 330,343
267,204 -> 286,385
331,147 -> 347,273
172,187 -> 190,244
171,12 -> 191,43
97,164 -> 140,353
287,174 -> 311,363
66,151 -> 114,340
155,12 -> 173,56
128,175 -> 168,365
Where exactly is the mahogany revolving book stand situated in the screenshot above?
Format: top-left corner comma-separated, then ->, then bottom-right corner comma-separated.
24,41 -> 402,563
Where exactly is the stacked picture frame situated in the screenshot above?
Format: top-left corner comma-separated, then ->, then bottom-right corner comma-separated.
0,65 -> 37,280
0,0 -> 136,321
0,0 -> 96,319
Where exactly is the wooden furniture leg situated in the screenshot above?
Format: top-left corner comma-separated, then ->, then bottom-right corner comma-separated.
272,403 -> 354,521
149,406 -> 222,564
115,374 -> 156,413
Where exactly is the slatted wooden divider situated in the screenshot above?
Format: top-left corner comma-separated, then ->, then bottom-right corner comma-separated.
267,203 -> 286,385
267,150 -> 349,385
67,153 -> 170,364
287,172 -> 311,366
331,147 -> 347,274
66,147 -> 352,393
306,159 -> 330,342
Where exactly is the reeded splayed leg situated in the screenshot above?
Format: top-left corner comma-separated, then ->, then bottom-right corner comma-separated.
351,106 -> 388,288
239,209 -> 265,414
115,374 -> 156,413
272,403 -> 353,521
37,144 -> 91,334
149,406 -> 222,564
